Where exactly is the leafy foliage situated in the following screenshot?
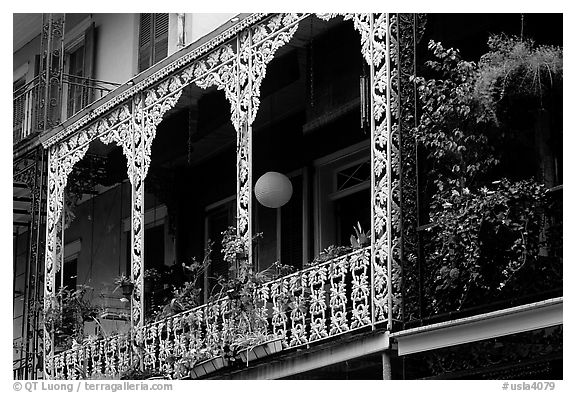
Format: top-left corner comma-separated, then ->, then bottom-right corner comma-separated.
349,221 -> 370,249
424,179 -> 557,313
218,227 -> 280,352
148,243 -> 212,321
44,285 -> 100,349
414,40 -> 499,194
410,35 -> 562,318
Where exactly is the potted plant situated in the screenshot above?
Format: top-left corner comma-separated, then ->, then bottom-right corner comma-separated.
218,227 -> 284,365
153,243 -> 212,321
180,228 -> 292,375
349,221 -> 370,249
230,331 -> 283,365
113,274 -> 134,297
187,345 -> 234,379
119,366 -> 167,380
44,285 -> 101,350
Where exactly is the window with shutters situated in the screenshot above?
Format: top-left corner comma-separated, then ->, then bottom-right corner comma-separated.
64,22 -> 95,118
13,78 -> 26,135
67,45 -> 86,117
138,13 -> 169,73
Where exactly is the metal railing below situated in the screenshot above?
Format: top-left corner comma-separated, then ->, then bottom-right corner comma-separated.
13,75 -> 120,145
13,76 -> 41,143
51,247 -> 373,380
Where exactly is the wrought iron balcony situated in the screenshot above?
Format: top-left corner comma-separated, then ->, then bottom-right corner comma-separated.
13,74 -> 120,145
51,247 -> 372,380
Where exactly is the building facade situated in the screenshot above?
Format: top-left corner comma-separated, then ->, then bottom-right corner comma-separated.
13,13 -> 562,380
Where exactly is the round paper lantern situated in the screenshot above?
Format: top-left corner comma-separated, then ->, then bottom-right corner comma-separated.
254,171 -> 293,208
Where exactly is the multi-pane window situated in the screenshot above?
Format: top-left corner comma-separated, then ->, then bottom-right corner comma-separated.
315,144 -> 371,253
67,45 -> 86,117
138,13 -> 169,73
336,161 -> 370,192
65,22 -> 95,118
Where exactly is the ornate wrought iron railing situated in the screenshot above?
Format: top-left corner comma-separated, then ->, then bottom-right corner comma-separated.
13,75 -> 120,145
51,247 -> 372,379
52,334 -> 132,380
61,74 -> 120,119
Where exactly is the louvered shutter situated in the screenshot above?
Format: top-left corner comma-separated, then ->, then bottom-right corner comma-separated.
138,14 -> 152,72
138,13 -> 168,73
153,14 -> 169,64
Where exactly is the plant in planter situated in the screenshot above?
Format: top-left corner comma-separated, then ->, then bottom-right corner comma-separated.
350,221 -> 371,249
216,227 -> 284,365
171,346 -> 209,379
304,245 -> 352,269
229,330 -> 283,365
44,285 -> 101,350
179,344 -> 236,379
113,274 -> 134,297
119,365 -> 167,380
303,222 -> 369,269
155,243 -> 212,320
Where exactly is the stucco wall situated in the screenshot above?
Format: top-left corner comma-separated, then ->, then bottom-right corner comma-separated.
92,13 -> 138,83
186,13 -> 238,46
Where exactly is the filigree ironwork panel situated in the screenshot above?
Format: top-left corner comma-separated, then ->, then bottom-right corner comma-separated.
368,13 -> 403,327
42,14 -> 270,149
52,248 -> 370,379
39,14 -> 64,131
235,30 -> 253,263
44,140 -> 88,378
264,248 -> 371,348
312,13 -> 402,327
43,98 -> 136,378
51,334 -> 131,380
395,14 -> 423,323
14,148 -> 46,379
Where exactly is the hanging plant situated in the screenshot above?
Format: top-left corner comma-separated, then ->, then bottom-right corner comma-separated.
113,274 -> 134,297
474,34 -> 562,123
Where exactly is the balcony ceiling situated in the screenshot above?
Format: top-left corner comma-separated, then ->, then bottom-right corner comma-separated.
13,13 -> 42,53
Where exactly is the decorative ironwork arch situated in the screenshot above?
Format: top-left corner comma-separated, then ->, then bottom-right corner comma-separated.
42,12 -> 418,378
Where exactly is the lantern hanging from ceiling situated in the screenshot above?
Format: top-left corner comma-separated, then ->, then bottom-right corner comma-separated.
254,171 -> 293,208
